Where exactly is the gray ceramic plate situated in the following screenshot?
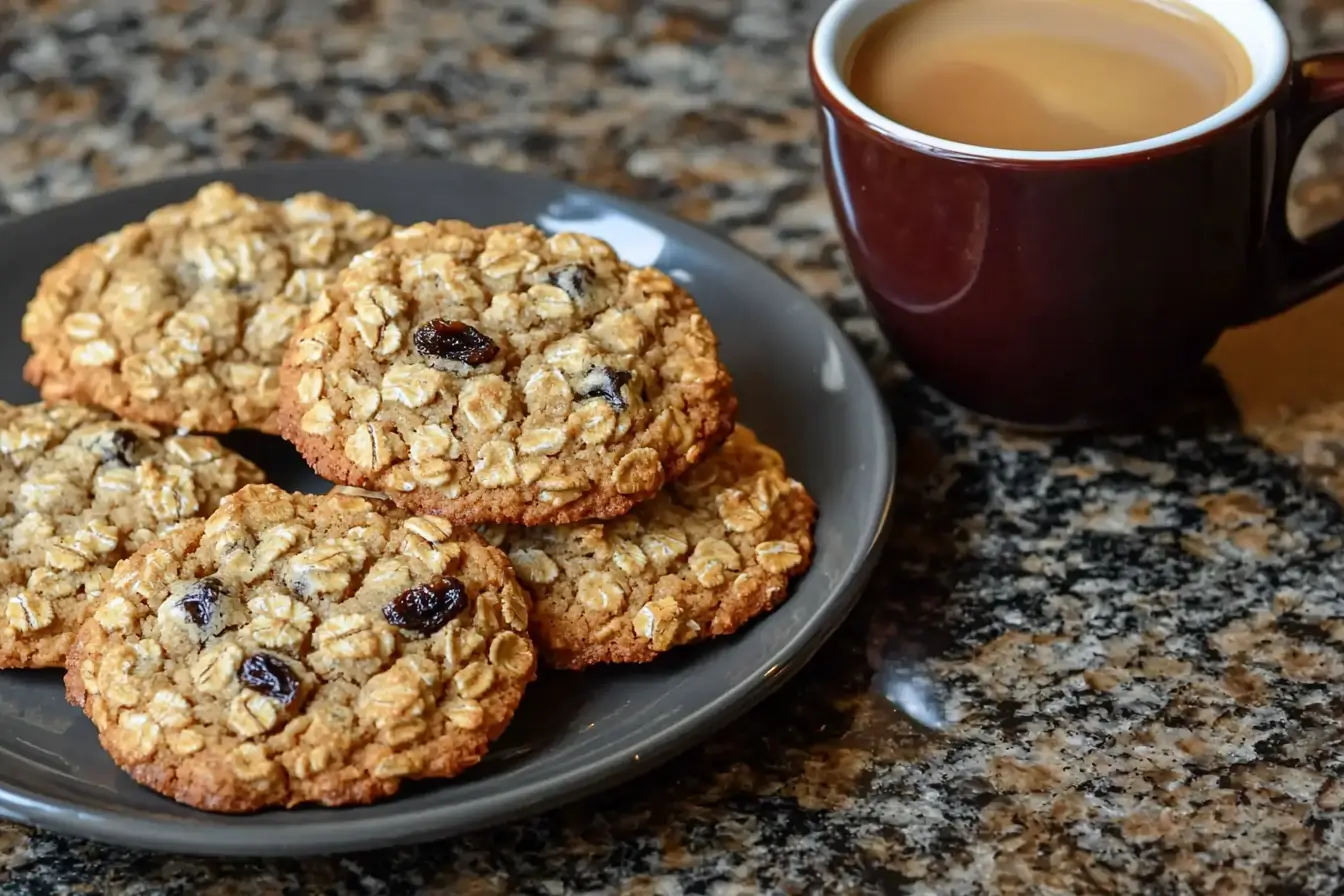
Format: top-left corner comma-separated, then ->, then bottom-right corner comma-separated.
0,160 -> 894,856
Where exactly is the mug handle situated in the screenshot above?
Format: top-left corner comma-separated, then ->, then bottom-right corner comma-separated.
1263,53 -> 1344,315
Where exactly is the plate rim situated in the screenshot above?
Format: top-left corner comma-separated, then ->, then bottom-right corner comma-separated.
0,159 -> 896,856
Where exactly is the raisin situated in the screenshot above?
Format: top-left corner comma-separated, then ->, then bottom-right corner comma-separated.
239,653 -> 302,706
413,319 -> 499,366
179,576 -> 226,633
549,263 -> 594,301
383,576 -> 469,634
577,366 -> 633,411
99,428 -> 140,467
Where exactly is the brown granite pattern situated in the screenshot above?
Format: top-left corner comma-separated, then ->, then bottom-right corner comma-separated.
2,0 -> 1344,893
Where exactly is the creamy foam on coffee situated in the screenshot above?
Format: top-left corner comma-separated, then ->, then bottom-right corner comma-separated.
846,0 -> 1253,152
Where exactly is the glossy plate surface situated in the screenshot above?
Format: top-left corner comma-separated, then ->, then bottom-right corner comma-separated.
0,161 -> 894,856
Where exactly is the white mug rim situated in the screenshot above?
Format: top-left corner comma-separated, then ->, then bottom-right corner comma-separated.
811,0 -> 1292,162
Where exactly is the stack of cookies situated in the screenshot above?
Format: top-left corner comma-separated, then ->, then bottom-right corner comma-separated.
4,182 -> 817,813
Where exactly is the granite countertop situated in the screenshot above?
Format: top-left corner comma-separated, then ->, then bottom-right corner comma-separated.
3,0 -> 1344,893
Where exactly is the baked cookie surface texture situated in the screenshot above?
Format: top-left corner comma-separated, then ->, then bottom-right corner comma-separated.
493,426 -> 815,669
23,182 -> 393,433
66,485 -> 536,812
0,400 -> 264,669
279,221 -> 737,525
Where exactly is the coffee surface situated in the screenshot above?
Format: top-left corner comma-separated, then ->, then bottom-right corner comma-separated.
846,0 -> 1252,152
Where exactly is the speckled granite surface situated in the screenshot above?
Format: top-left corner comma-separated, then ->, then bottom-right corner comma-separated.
3,0 -> 1344,893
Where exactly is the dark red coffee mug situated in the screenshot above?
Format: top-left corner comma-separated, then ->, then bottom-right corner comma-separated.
812,0 -> 1344,428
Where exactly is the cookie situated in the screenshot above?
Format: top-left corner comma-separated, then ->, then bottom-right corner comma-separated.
0,401 -> 264,670
22,182 -> 393,434
489,426 -> 815,669
65,485 -> 536,813
277,220 -> 737,525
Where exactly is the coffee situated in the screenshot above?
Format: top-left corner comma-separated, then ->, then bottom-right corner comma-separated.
846,0 -> 1252,152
